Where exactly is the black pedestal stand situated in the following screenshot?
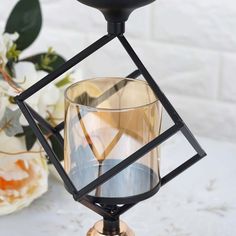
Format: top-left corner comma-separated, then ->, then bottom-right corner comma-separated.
15,0 -> 206,235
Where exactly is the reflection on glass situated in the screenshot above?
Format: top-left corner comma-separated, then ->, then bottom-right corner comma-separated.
64,77 -> 162,202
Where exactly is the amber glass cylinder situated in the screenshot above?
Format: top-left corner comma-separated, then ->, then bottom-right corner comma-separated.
64,77 -> 162,203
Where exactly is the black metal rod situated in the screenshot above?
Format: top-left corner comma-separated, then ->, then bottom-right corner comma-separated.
181,125 -> 206,157
74,124 -> 181,200
53,131 -> 64,147
15,100 -> 77,195
17,34 -> 116,101
127,69 -> 141,79
55,121 -> 64,133
80,197 -> 116,220
25,103 -> 64,146
25,103 -> 56,133
161,153 -> 205,186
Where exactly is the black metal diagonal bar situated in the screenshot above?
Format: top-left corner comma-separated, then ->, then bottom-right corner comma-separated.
80,197 -> 116,220
55,121 -> 64,133
54,69 -> 141,132
25,103 -> 56,133
17,34 -> 116,101
127,69 -> 141,79
24,103 -> 64,146
181,125 -> 206,157
52,131 -> 64,147
74,123 -> 182,201
161,153 -> 205,186
118,35 -> 206,157
15,100 -> 78,195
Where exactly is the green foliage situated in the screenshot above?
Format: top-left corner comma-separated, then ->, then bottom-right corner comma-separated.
5,0 -> 42,50
22,48 -> 66,72
16,126 -> 37,150
24,126 -> 37,150
49,135 -> 64,162
55,74 -> 72,88
16,125 -> 64,161
6,43 -> 21,62
37,124 -> 64,162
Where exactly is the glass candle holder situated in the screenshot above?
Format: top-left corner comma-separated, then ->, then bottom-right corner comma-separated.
64,77 -> 162,204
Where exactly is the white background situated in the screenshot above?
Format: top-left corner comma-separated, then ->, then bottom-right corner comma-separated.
0,1 -> 236,235
1,0 -> 236,143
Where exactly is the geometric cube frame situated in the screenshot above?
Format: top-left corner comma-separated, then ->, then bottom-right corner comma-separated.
15,33 -> 206,221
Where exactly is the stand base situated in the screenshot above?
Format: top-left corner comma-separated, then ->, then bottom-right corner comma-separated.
87,220 -> 135,236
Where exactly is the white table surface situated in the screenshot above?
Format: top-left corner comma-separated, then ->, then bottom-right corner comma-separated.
0,134 -> 235,236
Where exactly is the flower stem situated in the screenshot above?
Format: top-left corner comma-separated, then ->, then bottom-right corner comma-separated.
0,150 -> 43,156
0,66 -> 23,93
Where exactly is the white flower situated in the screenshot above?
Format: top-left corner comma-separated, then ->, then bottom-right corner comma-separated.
0,32 -> 19,66
0,80 -> 9,120
0,133 -> 48,215
52,69 -> 84,123
8,61 -> 60,125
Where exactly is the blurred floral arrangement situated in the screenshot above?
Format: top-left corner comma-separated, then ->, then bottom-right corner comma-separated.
0,0 -> 75,215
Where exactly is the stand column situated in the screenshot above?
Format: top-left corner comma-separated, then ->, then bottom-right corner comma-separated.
107,22 -> 125,35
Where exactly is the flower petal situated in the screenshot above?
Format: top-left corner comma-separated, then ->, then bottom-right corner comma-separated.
14,62 -> 38,85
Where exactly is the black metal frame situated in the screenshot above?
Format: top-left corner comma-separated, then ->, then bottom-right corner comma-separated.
15,33 -> 206,220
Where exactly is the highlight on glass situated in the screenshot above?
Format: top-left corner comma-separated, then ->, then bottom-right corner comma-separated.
64,77 -> 162,203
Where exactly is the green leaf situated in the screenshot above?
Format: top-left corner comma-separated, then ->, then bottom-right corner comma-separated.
21,53 -> 66,72
55,75 -> 72,88
15,126 -> 37,150
23,126 -> 37,150
0,108 -> 23,136
37,124 -> 64,161
49,135 -> 64,162
5,0 -> 42,50
15,131 -> 25,137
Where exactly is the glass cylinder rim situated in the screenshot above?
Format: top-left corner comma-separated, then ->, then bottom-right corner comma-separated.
64,77 -> 159,112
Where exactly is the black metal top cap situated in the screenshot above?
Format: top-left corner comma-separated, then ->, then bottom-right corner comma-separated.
77,0 -> 155,22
